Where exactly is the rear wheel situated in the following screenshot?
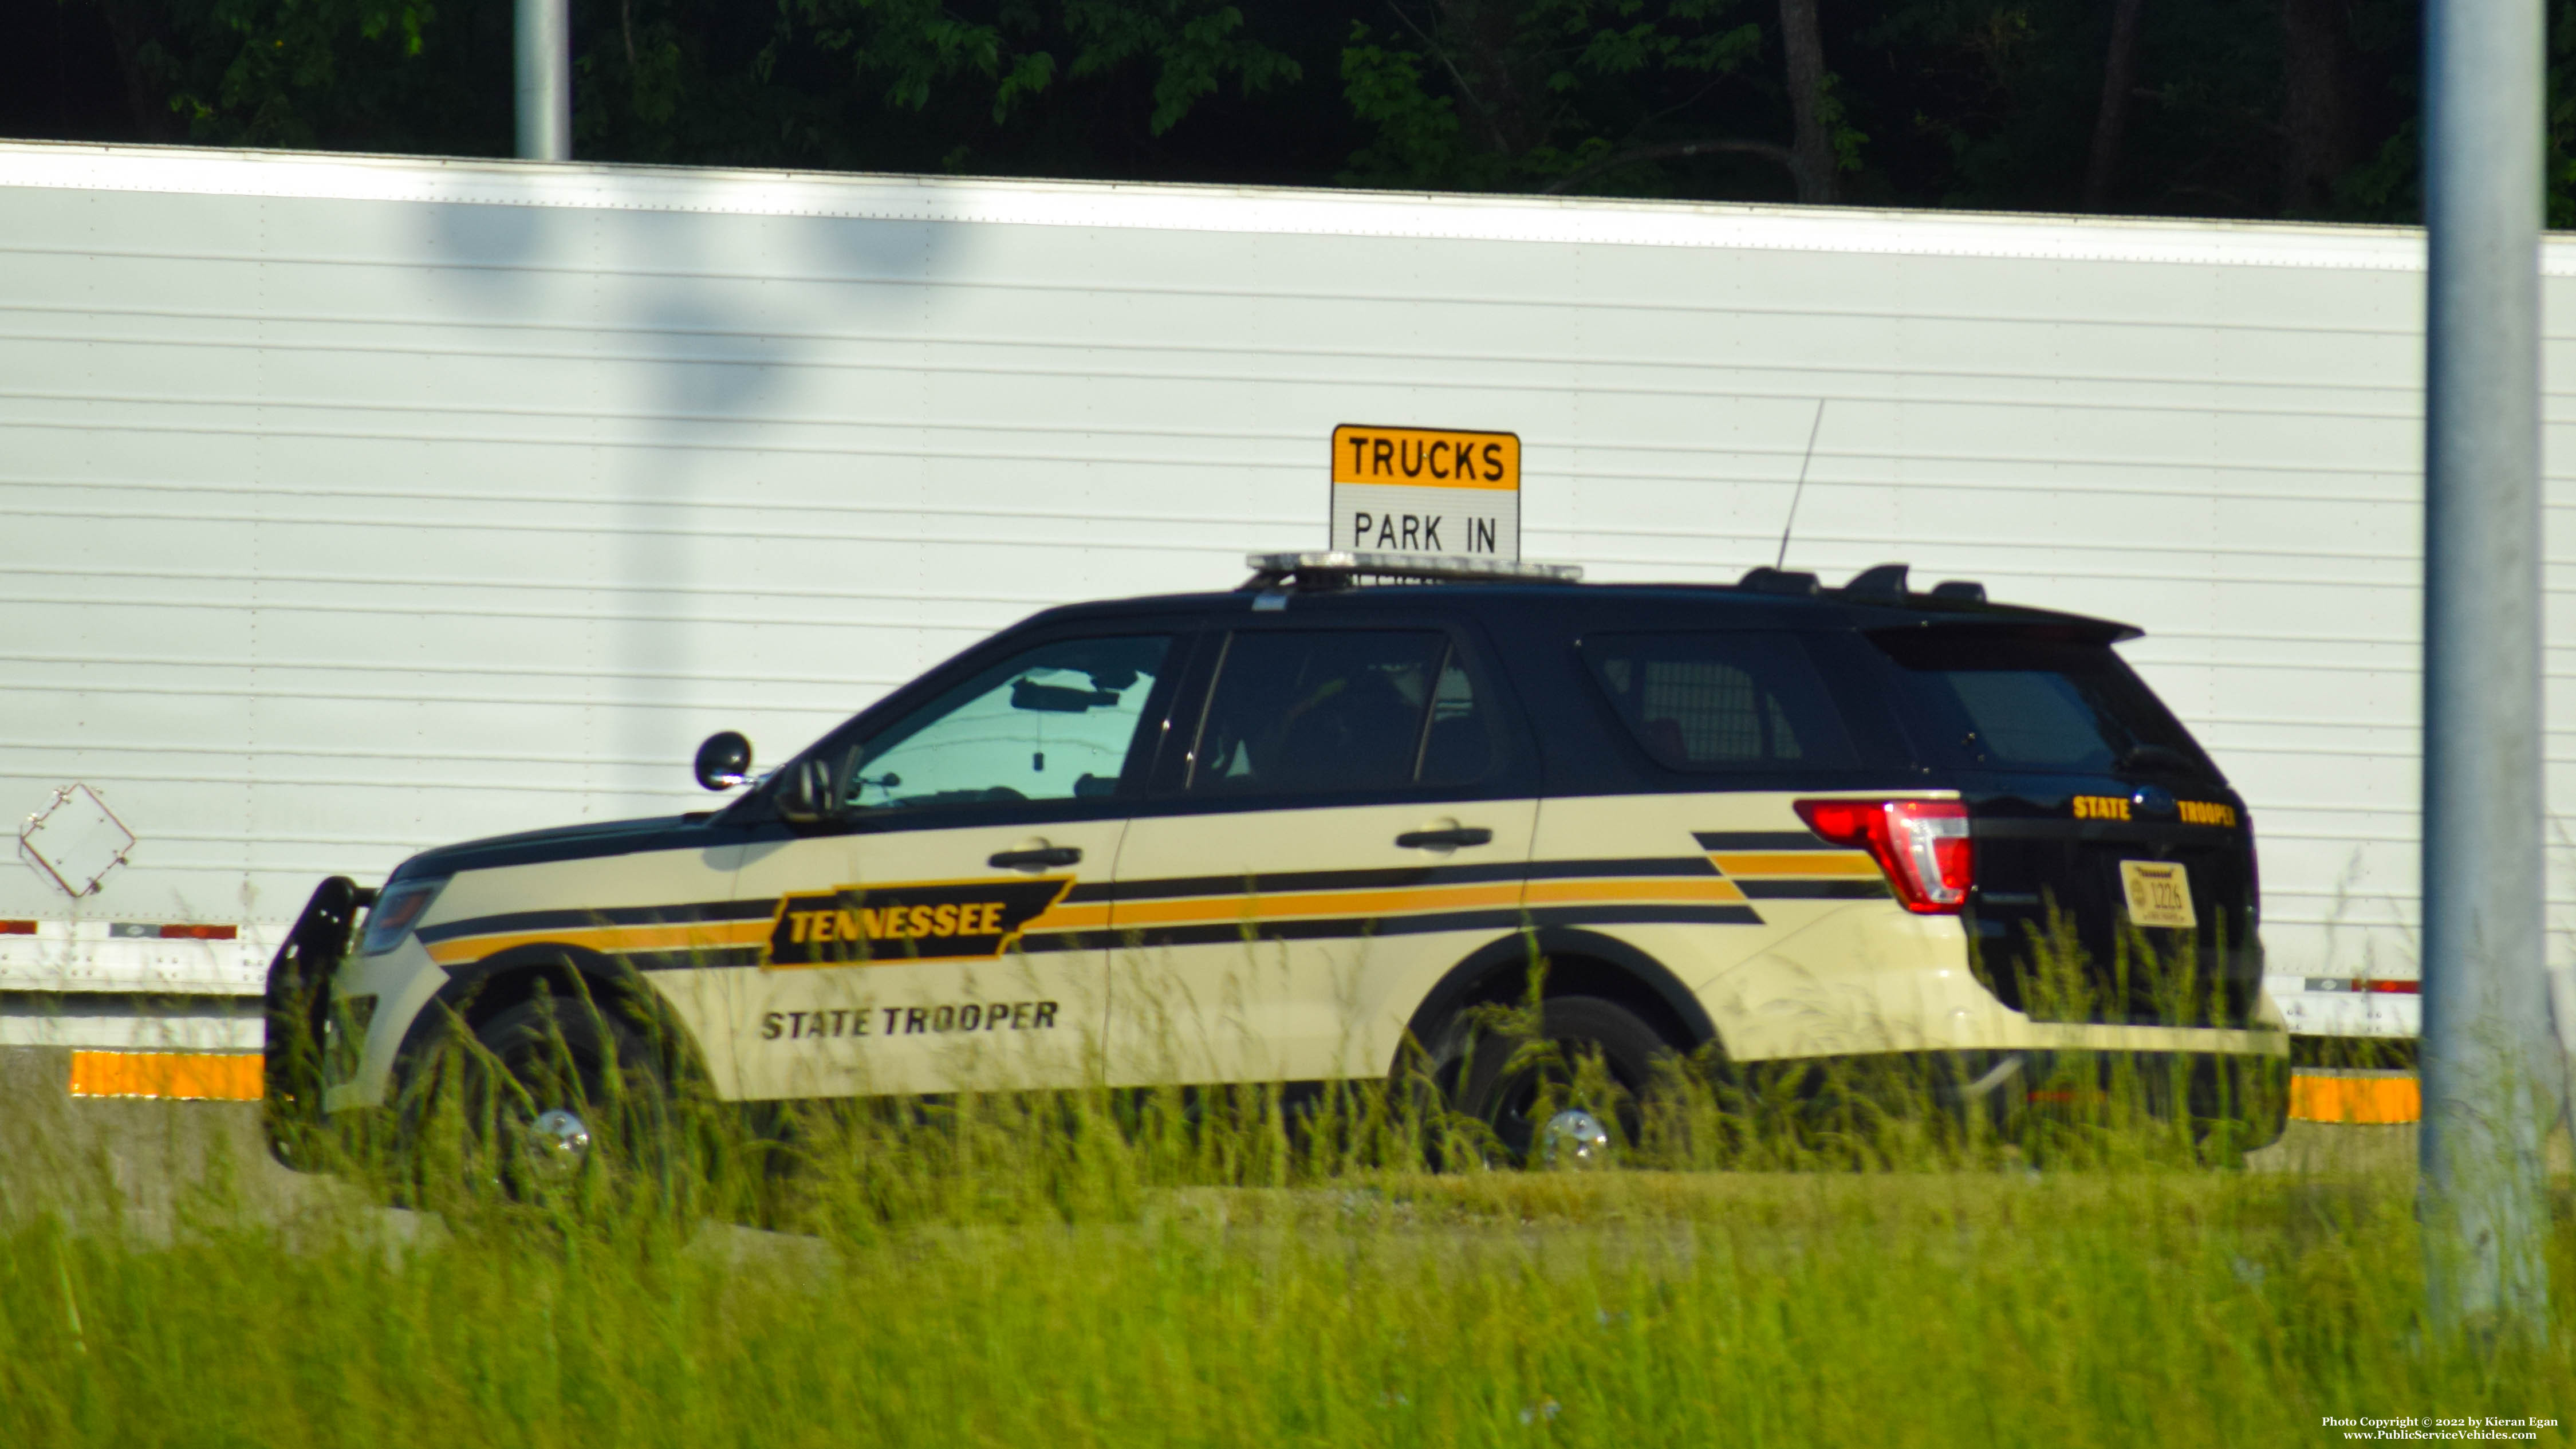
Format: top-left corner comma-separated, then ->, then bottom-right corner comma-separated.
1448,995 -> 1676,1165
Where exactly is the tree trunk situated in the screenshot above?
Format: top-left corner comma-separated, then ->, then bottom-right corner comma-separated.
85,1 -> 183,143
1777,0 -> 1838,203
1433,0 -> 1536,158
2279,0 -> 2357,214
2082,0 -> 2147,210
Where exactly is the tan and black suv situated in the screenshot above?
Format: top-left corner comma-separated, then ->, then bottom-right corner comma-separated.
266,553 -> 2288,1164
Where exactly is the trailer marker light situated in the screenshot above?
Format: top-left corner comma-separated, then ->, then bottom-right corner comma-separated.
1794,798 -> 1974,914
0,920 -> 34,935
2302,977 -> 2420,995
157,923 -> 238,940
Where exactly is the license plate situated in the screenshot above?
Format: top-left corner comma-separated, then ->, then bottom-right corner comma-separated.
2120,860 -> 2197,929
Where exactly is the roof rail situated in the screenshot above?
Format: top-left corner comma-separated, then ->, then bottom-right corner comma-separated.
1240,552 -> 1584,592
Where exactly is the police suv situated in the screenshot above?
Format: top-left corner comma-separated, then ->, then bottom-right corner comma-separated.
266,553 -> 2288,1164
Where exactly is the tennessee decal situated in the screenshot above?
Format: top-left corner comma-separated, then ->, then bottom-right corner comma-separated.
765,877 -> 1073,968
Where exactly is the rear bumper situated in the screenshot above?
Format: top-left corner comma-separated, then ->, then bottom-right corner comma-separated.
2264,975 -> 2419,1039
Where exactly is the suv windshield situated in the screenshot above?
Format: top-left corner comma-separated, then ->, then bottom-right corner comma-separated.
1871,628 -> 2215,778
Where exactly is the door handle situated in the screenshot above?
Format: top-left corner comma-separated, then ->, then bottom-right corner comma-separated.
989,845 -> 1082,869
1395,827 -> 1492,850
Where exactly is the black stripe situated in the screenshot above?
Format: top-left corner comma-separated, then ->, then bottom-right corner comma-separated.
418,897 -> 771,944
1525,904 -> 1766,928
1103,862 -> 1526,901
1062,881 -> 1116,904
621,946 -> 766,971
624,936 -> 1106,971
1693,831 -> 1830,851
1101,855 -> 1717,903
1015,931 -> 1110,954
1113,903 -> 1764,949
1736,879 -> 1890,899
1521,856 -> 1720,880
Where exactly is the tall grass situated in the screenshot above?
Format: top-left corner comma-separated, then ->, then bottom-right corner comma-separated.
3,938 -> 2566,1447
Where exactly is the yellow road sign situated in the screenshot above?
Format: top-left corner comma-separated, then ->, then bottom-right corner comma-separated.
1332,425 -> 1519,490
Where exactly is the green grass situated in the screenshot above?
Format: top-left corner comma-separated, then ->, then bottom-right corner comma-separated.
4,1056 -> 2571,1447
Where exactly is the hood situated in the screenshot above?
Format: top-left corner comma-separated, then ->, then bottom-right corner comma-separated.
393,812 -> 727,880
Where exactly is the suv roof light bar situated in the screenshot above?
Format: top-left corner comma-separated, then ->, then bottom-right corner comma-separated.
1240,552 -> 1584,592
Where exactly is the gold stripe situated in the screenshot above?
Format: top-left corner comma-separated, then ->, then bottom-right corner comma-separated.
1522,877 -> 1748,905
1708,852 -> 1882,878
424,918 -> 769,966
1111,882 -> 1525,929
1022,902 -> 1112,933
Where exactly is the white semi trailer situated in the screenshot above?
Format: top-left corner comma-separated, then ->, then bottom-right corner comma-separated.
3,139 -> 2563,1061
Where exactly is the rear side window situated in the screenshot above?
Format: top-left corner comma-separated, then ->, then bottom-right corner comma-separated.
1189,630 -> 1494,796
1580,632 -> 1858,771
1871,629 -> 2212,775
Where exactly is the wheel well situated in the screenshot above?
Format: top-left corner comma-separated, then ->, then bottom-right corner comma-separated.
1401,928 -> 1720,1069
394,946 -> 704,1083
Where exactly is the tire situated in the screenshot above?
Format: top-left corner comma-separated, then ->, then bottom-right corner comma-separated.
1447,995 -> 1677,1165
465,991 -> 679,1202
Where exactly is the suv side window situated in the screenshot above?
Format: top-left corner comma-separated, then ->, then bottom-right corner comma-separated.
1188,629 -> 1491,795
842,633 -> 1175,809
1580,631 -> 1858,771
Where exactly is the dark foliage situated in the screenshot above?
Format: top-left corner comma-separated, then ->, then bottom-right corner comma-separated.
3,0 -> 2574,222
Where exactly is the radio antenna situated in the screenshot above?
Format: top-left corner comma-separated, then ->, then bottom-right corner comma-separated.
1775,400 -> 1827,569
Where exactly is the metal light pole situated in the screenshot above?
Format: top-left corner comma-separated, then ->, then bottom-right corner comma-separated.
2420,0 -> 2551,1335
515,0 -> 571,161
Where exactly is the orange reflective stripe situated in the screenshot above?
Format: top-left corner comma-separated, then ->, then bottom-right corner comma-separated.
69,1051 -> 262,1101
2290,1072 -> 2420,1124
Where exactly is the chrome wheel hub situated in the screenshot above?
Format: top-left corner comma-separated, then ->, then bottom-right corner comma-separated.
525,1107 -> 592,1179
1539,1107 -> 1611,1168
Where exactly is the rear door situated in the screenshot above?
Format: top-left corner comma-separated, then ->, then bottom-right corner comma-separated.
1868,626 -> 2261,1026
1104,617 -> 1538,1086
726,628 -> 1185,1100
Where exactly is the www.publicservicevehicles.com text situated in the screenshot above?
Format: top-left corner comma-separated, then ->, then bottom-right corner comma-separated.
2326,1418 -> 2556,1440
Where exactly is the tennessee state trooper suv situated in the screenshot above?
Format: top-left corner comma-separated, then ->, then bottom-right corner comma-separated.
266,552 -> 2289,1165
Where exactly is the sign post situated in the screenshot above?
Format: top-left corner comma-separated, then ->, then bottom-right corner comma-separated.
2419,0 -> 2551,1336
1330,425 -> 1520,558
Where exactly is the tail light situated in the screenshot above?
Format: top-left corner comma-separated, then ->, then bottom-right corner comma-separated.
1793,798 -> 1974,914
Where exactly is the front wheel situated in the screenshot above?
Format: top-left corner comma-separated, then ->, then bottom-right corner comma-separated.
463,993 -> 683,1205
1448,995 -> 1677,1166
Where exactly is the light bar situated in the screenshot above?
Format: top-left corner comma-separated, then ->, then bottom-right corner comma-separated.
1243,551 -> 1583,586
2301,976 -> 2421,995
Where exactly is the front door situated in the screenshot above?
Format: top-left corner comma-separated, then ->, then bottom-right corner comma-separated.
728,629 -> 1180,1101
1106,622 -> 1537,1086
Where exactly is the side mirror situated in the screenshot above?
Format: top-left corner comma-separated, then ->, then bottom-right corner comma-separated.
775,756 -> 838,824
694,731 -> 754,792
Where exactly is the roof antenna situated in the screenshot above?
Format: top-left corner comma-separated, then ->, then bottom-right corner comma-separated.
1775,399 -> 1827,569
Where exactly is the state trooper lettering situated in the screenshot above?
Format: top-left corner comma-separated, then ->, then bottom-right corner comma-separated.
761,999 -> 1062,1040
